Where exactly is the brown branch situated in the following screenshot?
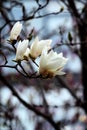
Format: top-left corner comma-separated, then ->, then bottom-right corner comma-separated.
0,74 -> 61,130
60,0 -> 87,114
55,76 -> 85,108
56,75 -> 87,111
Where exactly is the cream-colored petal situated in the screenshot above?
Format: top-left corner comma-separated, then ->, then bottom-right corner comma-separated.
45,60 -> 61,72
57,53 -> 63,57
30,37 -> 39,58
47,50 -> 55,60
54,70 -> 65,75
15,40 -> 28,61
23,48 -> 30,60
30,38 -> 52,59
10,21 -> 22,40
30,37 -> 39,52
50,56 -> 68,68
39,47 -> 48,71
38,39 -> 52,52
39,47 -> 68,77
47,51 -> 59,61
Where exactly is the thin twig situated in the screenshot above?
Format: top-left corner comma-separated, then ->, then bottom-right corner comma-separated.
56,76 -> 82,106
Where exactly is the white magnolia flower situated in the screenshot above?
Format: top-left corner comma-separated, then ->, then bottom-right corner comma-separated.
10,21 -> 22,40
39,47 -> 68,78
29,37 -> 52,59
23,48 -> 30,61
15,40 -> 28,61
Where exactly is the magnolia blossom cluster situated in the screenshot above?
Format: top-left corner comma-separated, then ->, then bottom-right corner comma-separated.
10,22 -> 68,78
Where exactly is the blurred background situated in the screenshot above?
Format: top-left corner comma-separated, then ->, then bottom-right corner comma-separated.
0,0 -> 87,130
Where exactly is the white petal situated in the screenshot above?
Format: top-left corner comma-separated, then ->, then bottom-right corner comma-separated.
30,37 -> 51,59
55,71 -> 65,75
38,39 -> 52,52
30,37 -> 39,52
46,60 -> 61,71
39,47 -> 48,71
47,51 -> 58,61
24,48 -> 30,60
57,53 -> 63,57
10,21 -> 22,40
30,37 -> 39,58
15,40 -> 28,61
39,47 -> 68,77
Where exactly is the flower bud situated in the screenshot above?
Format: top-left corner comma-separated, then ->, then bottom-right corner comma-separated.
15,40 -> 28,61
30,37 -> 52,59
10,21 -> 22,41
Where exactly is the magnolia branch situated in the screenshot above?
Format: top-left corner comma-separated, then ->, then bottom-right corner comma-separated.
56,76 -> 87,111
1,63 -> 86,109
0,74 -> 60,130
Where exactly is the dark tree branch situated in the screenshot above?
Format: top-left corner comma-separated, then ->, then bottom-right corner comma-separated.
61,0 -> 87,114
0,74 -> 61,130
56,76 -> 87,112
